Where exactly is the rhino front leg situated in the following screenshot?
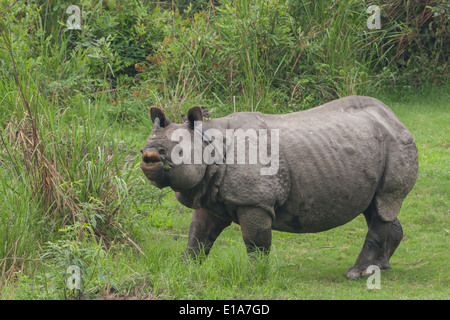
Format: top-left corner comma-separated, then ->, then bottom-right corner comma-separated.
237,207 -> 272,256
182,208 -> 231,261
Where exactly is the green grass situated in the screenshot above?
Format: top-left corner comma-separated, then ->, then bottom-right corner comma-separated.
70,85 -> 447,300
1,82 -> 448,300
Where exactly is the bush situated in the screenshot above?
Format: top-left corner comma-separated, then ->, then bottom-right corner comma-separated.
5,0 -> 446,115
0,13 -> 138,270
40,223 -> 114,300
136,0 -> 448,114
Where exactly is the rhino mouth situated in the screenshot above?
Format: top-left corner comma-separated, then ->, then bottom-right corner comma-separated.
140,149 -> 172,188
142,150 -> 173,169
142,150 -> 161,164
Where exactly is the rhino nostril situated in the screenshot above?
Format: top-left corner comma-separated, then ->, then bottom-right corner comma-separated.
142,150 -> 161,164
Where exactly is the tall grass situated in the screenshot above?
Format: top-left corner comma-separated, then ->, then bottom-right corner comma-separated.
0,16 -> 138,288
148,0 -> 447,114
225,0 -> 290,112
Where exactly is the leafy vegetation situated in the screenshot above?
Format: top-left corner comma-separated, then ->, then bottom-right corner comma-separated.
0,0 -> 448,299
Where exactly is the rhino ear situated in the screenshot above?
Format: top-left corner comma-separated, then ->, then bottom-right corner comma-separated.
149,106 -> 171,128
187,105 -> 203,129
201,106 -> 211,120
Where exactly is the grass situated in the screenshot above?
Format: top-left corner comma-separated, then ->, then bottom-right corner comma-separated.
1,85 -> 448,300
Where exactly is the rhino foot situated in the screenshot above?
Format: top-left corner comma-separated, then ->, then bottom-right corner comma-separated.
346,262 -> 391,280
347,204 -> 403,280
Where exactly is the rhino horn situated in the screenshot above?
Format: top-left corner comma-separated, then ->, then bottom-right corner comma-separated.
152,117 -> 161,132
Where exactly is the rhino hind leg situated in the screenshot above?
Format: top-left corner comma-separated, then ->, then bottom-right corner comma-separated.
346,201 -> 404,280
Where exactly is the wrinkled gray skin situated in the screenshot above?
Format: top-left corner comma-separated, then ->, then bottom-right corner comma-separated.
140,96 -> 418,279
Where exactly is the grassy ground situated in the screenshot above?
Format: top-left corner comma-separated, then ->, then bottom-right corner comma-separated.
1,86 -> 448,300
95,86 -> 449,300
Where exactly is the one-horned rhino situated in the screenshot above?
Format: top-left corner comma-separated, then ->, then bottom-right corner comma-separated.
140,96 -> 418,279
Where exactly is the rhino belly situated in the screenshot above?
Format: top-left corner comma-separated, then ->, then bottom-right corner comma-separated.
272,114 -> 384,233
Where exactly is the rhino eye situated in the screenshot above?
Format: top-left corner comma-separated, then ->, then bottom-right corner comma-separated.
158,148 -> 166,156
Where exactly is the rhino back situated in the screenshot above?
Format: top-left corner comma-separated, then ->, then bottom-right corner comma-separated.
262,96 -> 413,232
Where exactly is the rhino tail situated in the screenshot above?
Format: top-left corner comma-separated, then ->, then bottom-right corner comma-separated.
374,192 -> 406,222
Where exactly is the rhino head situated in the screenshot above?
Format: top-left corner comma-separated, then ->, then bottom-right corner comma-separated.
140,106 -> 207,191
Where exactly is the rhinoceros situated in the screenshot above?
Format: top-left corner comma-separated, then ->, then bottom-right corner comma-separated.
140,96 -> 418,279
